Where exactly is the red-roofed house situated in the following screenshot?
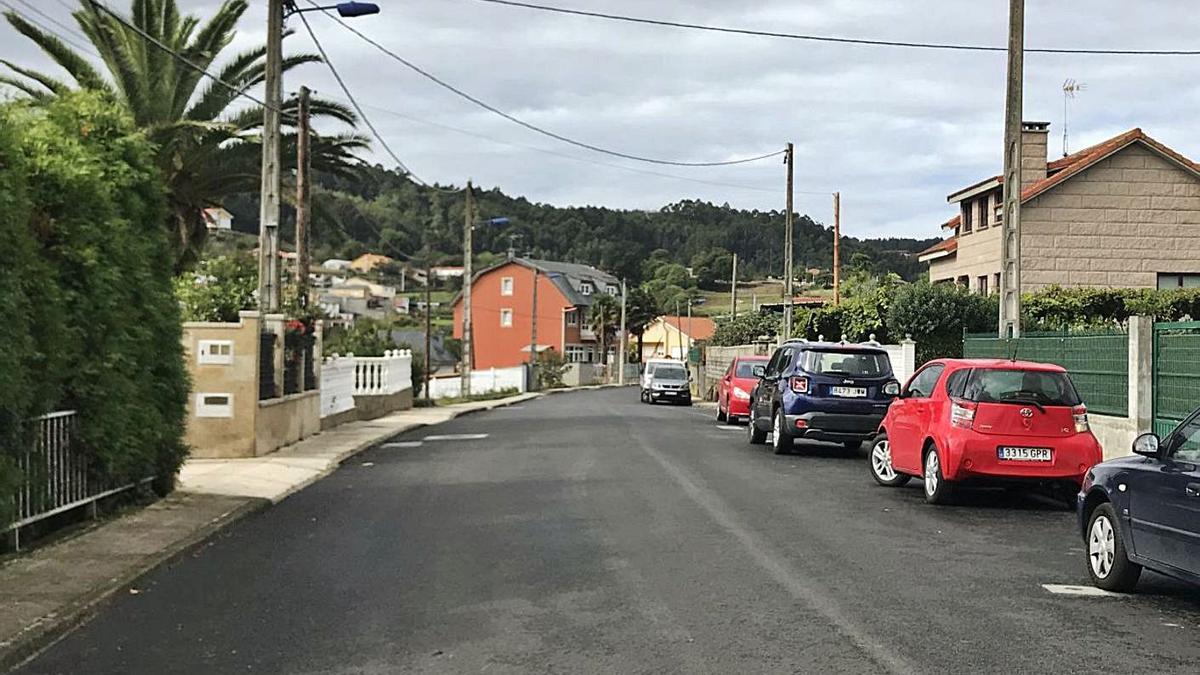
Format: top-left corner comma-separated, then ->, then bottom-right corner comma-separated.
637,315 -> 717,361
919,122 -> 1200,293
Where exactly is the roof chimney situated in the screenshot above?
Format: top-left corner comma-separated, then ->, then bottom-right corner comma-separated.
1021,121 -> 1050,188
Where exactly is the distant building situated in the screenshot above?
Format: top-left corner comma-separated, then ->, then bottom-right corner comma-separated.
432,266 -> 465,281
349,253 -> 394,274
202,207 -> 233,231
637,315 -> 716,361
450,258 -> 620,369
322,258 -> 352,271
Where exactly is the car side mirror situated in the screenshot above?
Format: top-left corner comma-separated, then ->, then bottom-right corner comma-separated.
751,365 -> 766,378
1133,432 -> 1161,458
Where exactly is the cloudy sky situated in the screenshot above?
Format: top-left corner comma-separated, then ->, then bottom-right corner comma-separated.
3,1 -> 1200,240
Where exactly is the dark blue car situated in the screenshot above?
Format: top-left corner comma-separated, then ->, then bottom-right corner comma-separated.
1078,408 -> 1200,592
747,340 -> 900,454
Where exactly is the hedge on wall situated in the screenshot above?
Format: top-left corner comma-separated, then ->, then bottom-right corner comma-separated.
886,281 -> 997,363
1,92 -> 189,501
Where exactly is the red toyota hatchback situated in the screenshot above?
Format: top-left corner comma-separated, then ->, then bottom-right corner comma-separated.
869,359 -> 1103,505
716,355 -> 770,424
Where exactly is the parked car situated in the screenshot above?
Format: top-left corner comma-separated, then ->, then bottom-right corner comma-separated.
747,340 -> 900,454
716,355 -> 770,424
1077,407 -> 1200,592
643,361 -> 692,405
639,358 -> 677,402
869,359 -> 1103,506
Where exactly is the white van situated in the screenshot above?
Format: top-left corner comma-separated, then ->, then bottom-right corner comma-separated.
639,358 -> 679,401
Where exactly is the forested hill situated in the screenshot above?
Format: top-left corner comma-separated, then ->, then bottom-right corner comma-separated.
223,164 -> 937,284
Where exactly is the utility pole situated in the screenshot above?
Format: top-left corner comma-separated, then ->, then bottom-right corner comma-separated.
674,299 -> 681,359
461,181 -> 474,396
529,267 -> 539,391
424,245 -> 432,403
999,0 -> 1024,338
730,253 -> 738,319
687,299 -> 693,358
294,85 -> 311,309
833,191 -> 841,306
258,0 -> 284,312
618,279 -> 627,385
783,142 -> 795,341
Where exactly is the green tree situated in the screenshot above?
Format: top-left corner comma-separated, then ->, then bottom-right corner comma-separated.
711,312 -> 781,346
886,281 -> 996,362
624,287 -> 659,362
589,294 -> 620,366
2,0 -> 365,269
175,255 -> 257,322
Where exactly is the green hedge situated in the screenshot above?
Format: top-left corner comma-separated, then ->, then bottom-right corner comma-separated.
0,93 -> 189,517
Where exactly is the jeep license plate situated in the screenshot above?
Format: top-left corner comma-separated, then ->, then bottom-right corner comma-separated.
831,386 -> 866,398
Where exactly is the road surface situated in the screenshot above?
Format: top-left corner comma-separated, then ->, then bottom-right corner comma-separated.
18,388 -> 1200,674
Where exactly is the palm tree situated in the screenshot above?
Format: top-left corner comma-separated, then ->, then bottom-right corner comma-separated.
624,287 -> 660,363
1,0 -> 366,269
589,294 -> 620,369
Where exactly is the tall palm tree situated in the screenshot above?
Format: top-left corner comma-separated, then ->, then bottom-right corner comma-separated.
1,0 -> 366,269
589,294 -> 620,368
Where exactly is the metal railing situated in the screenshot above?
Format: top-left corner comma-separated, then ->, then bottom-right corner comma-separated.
4,411 -> 150,551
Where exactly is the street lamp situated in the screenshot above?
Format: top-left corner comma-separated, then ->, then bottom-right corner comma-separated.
260,0 -> 380,313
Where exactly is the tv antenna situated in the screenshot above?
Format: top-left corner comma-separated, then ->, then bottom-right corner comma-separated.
1062,79 -> 1086,157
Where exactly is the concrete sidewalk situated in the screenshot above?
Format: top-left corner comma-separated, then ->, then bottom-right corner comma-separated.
0,390 -> 542,671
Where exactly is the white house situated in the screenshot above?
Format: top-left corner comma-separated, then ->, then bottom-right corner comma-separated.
202,207 -> 233,231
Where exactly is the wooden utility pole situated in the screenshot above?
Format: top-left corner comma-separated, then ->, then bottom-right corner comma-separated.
730,253 -> 738,319
783,142 -> 795,341
461,181 -> 474,396
529,267 -> 539,390
294,85 -> 311,308
618,279 -> 627,385
424,249 -> 432,402
999,0 -> 1024,338
833,191 -> 841,306
257,0 -> 283,312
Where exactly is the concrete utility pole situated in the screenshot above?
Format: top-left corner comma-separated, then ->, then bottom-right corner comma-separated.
833,191 -> 841,306
730,253 -> 738,319
294,85 -> 311,308
783,142 -> 795,341
258,0 -> 284,312
618,279 -> 627,385
529,267 -> 539,390
999,0 -> 1025,338
461,181 -> 474,396
424,246 -> 432,403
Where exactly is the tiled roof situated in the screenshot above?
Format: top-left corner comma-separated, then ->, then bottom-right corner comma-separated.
939,214 -> 961,230
917,238 -> 957,258
659,315 -> 716,341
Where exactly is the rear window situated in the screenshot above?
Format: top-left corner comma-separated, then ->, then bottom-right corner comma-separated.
963,369 -> 1081,407
735,361 -> 764,378
654,365 -> 688,381
802,350 -> 891,377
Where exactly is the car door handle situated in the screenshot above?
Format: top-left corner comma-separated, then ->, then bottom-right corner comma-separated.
1187,483 -> 1200,497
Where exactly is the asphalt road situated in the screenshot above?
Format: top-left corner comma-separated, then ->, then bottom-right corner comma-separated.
17,388 -> 1200,674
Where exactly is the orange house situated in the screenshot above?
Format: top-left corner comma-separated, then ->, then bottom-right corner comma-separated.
452,258 -> 621,370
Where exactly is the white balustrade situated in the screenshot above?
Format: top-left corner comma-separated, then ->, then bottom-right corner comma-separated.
320,355 -> 358,417
352,350 -> 412,397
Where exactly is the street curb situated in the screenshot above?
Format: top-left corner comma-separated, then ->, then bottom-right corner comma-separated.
0,497 -> 270,673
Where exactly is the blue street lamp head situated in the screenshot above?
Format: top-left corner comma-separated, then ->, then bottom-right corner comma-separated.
486,217 -> 511,226
336,2 -> 380,17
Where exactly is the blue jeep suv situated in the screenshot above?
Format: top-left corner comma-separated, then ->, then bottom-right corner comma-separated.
747,340 -> 901,454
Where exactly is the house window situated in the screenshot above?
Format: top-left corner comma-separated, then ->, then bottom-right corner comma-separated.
977,275 -> 989,296
961,203 -> 973,234
1157,273 -> 1200,289
977,196 -> 990,230
500,276 -> 514,296
957,275 -> 969,287
565,345 -> 587,363
580,282 -> 593,295
500,308 -> 513,327
606,285 -> 618,296
993,273 -> 1001,293
566,309 -> 579,326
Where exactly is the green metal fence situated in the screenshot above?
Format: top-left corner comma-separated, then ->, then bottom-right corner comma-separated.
963,330 -> 1128,417
1153,321 -> 1200,437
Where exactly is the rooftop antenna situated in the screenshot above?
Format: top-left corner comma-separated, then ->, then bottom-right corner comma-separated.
1062,78 -> 1086,157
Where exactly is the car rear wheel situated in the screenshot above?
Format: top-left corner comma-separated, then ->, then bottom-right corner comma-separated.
1086,502 -> 1142,592
923,445 -> 952,505
772,408 -> 793,455
869,432 -> 910,487
747,411 -> 767,445
716,403 -> 726,422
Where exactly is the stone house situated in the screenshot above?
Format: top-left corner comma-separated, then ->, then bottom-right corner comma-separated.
918,122 -> 1200,293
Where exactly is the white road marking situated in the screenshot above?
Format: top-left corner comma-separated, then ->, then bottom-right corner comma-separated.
714,425 -> 742,432
381,441 -> 423,449
423,433 -> 490,441
1041,584 -> 1122,597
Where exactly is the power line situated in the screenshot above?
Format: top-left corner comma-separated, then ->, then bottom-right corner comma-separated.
302,0 -> 785,167
6,0 -> 99,58
475,0 -> 1200,56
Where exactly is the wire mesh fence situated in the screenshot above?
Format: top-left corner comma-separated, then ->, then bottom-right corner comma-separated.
1153,321 -> 1200,437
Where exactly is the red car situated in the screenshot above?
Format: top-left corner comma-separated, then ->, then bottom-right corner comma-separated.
716,355 -> 770,424
869,359 -> 1103,505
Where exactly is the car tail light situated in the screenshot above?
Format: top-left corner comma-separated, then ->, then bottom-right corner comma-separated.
950,399 -> 976,429
790,376 -> 809,394
1073,406 -> 1090,433
794,419 -> 808,430
882,380 -> 900,396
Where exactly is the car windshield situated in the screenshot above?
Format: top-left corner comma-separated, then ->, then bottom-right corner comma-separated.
804,350 -> 890,377
654,366 -> 688,381
964,369 -> 1081,407
735,361 -> 764,378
